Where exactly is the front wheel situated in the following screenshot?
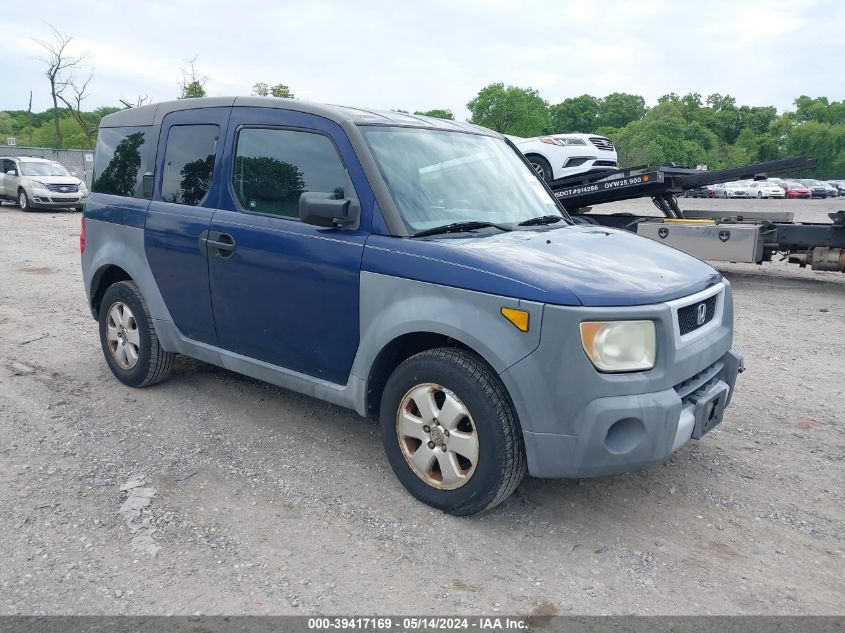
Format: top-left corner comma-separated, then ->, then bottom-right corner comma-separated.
380,348 -> 526,516
526,155 -> 553,182
757,192 -> 763,198
18,189 -> 31,211
98,281 -> 175,387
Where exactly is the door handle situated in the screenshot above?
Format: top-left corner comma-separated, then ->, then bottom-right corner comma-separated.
199,231 -> 236,257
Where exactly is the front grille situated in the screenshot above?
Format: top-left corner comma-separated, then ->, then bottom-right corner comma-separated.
677,294 -> 717,335
589,137 -> 615,151
674,360 -> 723,402
46,183 -> 79,193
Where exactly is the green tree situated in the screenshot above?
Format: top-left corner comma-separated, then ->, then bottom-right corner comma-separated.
179,57 -> 207,99
413,109 -> 455,120
548,94 -> 600,133
597,93 -> 647,129
466,83 -> 548,137
252,82 -> 295,98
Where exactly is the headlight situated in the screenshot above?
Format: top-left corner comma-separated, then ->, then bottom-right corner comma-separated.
32,180 -> 50,191
580,320 -> 656,372
556,138 -> 587,146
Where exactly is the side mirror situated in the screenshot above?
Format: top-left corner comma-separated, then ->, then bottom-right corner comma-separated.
299,192 -> 358,228
142,172 -> 154,199
5,170 -> 15,176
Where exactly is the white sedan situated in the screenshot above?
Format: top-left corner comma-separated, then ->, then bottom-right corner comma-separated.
508,133 -> 618,181
713,182 -> 751,198
746,181 -> 785,198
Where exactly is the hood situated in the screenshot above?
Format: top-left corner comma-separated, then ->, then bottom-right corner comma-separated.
363,225 -> 721,307
27,175 -> 82,186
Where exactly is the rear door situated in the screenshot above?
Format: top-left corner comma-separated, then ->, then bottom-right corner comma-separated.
144,107 -> 231,344
207,107 -> 374,384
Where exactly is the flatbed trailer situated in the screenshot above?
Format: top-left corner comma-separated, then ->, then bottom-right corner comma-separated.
547,157 -> 845,272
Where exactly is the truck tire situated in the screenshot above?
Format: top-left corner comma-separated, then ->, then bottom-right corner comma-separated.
98,280 -> 174,388
525,155 -> 553,182
380,347 -> 526,516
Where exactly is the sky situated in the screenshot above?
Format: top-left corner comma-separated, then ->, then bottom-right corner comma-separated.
1,0 -> 843,119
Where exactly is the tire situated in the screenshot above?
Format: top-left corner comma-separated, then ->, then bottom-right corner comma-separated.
98,280 -> 174,388
18,189 -> 31,212
526,155 -> 553,182
757,192 -> 763,199
380,347 -> 526,516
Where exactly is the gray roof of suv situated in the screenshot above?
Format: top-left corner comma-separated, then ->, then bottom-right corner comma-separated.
99,97 -> 498,137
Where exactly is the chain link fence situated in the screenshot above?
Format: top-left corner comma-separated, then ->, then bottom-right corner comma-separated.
1,145 -> 95,187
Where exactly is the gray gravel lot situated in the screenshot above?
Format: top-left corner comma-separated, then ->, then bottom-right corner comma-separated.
0,199 -> 843,616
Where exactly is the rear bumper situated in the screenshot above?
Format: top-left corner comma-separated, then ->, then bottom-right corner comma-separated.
521,348 -> 743,478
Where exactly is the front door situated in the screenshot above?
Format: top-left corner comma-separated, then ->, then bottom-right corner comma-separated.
207,107 -> 373,385
144,107 -> 231,344
1,159 -> 19,200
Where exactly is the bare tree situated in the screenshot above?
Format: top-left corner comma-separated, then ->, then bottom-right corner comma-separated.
27,91 -> 33,146
33,24 -> 91,148
56,72 -> 96,148
179,56 -> 208,99
119,95 -> 151,109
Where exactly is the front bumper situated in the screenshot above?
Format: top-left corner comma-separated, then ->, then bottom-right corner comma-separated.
500,281 -> 743,479
519,348 -> 742,478
31,192 -> 85,208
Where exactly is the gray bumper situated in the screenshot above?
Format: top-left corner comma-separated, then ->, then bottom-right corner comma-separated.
500,281 -> 743,479
519,348 -> 742,478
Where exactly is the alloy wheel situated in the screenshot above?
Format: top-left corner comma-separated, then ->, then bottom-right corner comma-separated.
106,301 -> 140,369
396,383 -> 479,490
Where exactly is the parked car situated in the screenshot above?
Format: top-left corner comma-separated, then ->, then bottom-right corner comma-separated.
509,133 -> 618,181
0,156 -> 87,211
684,186 -> 709,198
745,181 -> 785,198
81,98 -> 742,515
827,180 -> 845,196
713,182 -> 749,198
797,179 -> 832,198
820,181 -> 839,197
782,181 -> 812,199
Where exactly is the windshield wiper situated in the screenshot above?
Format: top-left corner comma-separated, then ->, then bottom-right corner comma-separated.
413,221 -> 513,238
517,214 -> 563,226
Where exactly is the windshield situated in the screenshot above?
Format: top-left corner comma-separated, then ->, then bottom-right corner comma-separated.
19,161 -> 71,177
361,127 -> 564,234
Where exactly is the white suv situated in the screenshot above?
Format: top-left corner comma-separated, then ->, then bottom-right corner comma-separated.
0,156 -> 88,211
509,133 -> 618,182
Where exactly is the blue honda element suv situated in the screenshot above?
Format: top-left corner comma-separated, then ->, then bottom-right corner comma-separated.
81,98 -> 743,515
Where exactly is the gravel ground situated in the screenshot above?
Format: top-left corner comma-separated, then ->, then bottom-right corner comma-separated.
0,199 -> 843,616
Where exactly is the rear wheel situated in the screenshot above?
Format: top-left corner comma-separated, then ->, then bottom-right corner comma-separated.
757,192 -> 763,198
380,348 -> 526,516
526,155 -> 553,182
99,281 -> 174,387
18,189 -> 30,211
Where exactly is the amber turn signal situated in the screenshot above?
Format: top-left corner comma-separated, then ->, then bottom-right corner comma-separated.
501,308 -> 529,332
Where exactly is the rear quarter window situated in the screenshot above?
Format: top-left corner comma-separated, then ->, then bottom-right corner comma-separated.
92,126 -> 155,197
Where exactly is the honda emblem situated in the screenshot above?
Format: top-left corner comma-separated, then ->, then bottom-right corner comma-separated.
696,303 -> 707,326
